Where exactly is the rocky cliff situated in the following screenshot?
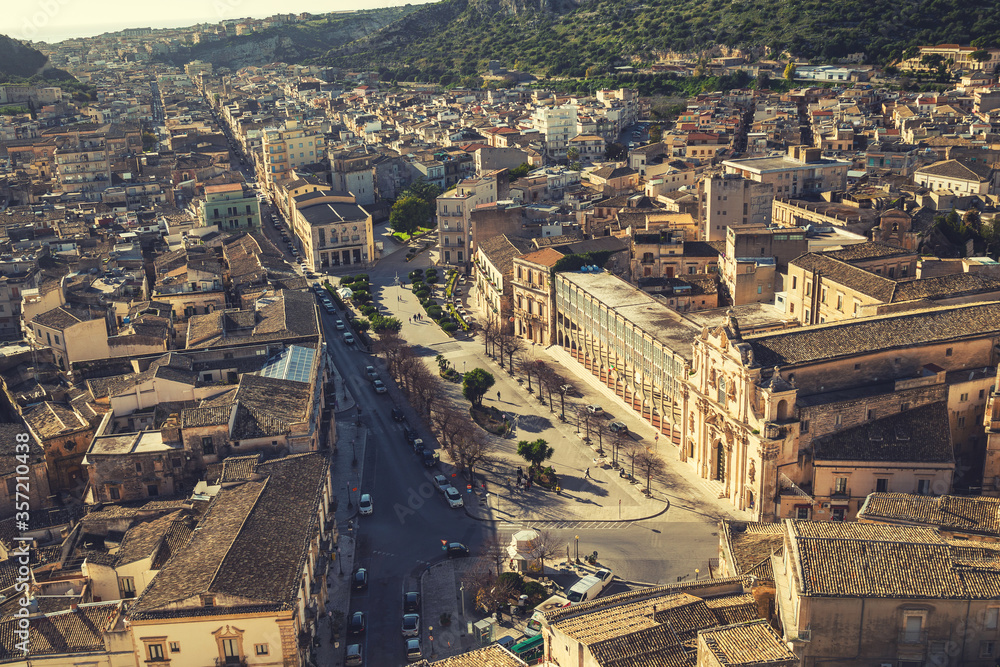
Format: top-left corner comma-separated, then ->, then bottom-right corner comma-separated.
163,8 -> 420,70
0,34 -> 50,79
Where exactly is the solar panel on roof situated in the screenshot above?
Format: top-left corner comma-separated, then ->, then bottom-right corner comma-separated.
258,345 -> 316,384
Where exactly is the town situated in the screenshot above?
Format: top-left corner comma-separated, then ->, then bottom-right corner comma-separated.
0,13 -> 1000,667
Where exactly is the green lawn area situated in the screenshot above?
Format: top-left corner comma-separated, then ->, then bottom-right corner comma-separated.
391,226 -> 434,243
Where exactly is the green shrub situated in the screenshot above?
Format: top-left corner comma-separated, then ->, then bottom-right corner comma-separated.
354,274 -> 369,282
361,305 -> 377,316
427,305 -> 443,319
411,280 -> 425,292
426,275 -> 439,284
425,267 -> 438,276
340,275 -> 355,285
441,321 -> 458,333
352,290 -> 371,304
351,318 -> 370,332
415,289 -> 430,300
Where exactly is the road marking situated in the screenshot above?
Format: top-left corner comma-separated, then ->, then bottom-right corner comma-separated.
500,520 -> 633,531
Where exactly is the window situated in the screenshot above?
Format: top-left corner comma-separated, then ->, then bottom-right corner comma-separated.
876,478 -> 888,493
170,642 -> 180,653
805,282 -> 812,296
855,363 -> 861,370
119,576 -> 136,598
958,416 -> 966,428
901,402 -> 911,411
867,409 -> 876,420
201,437 -> 215,455
834,414 -> 842,426
981,389 -> 986,400
960,393 -> 969,402
203,596 -> 216,607
800,420 -> 809,433
135,462 -> 143,473
796,506 -> 810,519
836,295 -> 843,310
917,479 -> 931,495
821,288 -> 827,303
985,607 -> 998,630
54,335 -> 60,345
982,641 -> 996,658
255,644 -> 270,656
109,486 -> 120,500
148,644 -> 165,660
834,477 -> 848,494
147,484 -> 159,497
946,347 -> 953,356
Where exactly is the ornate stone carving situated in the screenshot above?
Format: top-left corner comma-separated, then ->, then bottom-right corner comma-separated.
748,460 -> 756,484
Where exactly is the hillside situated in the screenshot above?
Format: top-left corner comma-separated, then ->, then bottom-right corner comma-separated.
162,8 -> 422,70
319,0 -> 1000,79
0,34 -> 51,79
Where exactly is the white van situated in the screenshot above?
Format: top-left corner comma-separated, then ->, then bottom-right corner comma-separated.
565,569 -> 614,605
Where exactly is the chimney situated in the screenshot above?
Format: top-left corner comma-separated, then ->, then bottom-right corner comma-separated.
70,603 -> 79,612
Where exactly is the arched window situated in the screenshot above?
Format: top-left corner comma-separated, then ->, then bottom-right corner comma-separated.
717,378 -> 726,406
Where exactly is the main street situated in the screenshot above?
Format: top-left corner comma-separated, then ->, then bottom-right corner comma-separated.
323,228 -> 740,664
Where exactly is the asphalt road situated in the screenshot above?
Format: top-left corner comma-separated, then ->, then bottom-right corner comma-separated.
319,270 -> 488,666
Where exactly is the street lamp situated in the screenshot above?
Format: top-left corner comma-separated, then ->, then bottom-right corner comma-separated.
337,545 -> 344,576
429,626 -> 434,656
347,484 -> 353,509
559,384 -> 570,421
575,535 -> 580,563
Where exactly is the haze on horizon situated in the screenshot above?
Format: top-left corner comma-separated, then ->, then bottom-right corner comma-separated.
10,0 -> 434,44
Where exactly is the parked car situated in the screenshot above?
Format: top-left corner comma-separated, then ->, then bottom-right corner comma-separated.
433,474 -> 450,494
352,567 -> 368,590
586,405 -> 603,414
343,332 -> 355,344
404,638 -> 422,662
609,421 -> 628,434
403,427 -> 417,444
365,365 -> 378,379
372,379 -> 387,394
403,591 -> 421,613
391,408 -> 406,422
445,542 -> 469,558
401,613 -> 420,638
324,302 -> 336,314
422,450 -> 439,467
345,643 -> 363,666
348,611 -> 366,635
358,493 -> 373,515
412,438 -> 425,456
335,320 -> 345,330
444,486 -> 464,509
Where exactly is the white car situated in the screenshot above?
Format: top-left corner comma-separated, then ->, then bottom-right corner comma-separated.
359,493 -> 373,515
586,405 -> 603,414
444,486 -> 464,509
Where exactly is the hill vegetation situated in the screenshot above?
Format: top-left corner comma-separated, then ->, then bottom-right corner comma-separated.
318,0 -> 1000,81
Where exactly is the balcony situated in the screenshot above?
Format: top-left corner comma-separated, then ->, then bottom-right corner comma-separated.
830,488 -> 851,500
898,629 -> 927,645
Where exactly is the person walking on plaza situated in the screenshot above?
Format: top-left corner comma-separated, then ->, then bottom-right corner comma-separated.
585,468 -> 591,479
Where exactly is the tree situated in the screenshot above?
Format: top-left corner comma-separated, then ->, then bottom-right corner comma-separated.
648,124 -> 663,143
370,315 -> 402,333
389,194 -> 431,236
576,406 -> 594,443
624,442 -> 642,479
783,61 -> 796,81
518,356 -> 537,393
566,147 -> 580,163
605,142 -> 627,161
481,532 -> 509,578
592,421 -> 607,455
404,177 -> 442,207
503,334 -> 524,372
445,429 -> 496,486
970,50 -> 991,63
610,428 -> 628,467
635,449 -> 666,494
462,368 -> 495,406
921,53 -> 945,70
539,366 -> 561,414
527,529 -> 561,579
517,438 -> 554,471
508,163 -> 531,181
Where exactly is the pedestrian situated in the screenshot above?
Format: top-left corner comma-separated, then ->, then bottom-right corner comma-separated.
497,390 -> 502,402
585,467 -> 591,479
516,467 -> 522,480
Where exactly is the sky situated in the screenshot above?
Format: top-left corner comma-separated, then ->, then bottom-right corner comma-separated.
9,0 -> 430,44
